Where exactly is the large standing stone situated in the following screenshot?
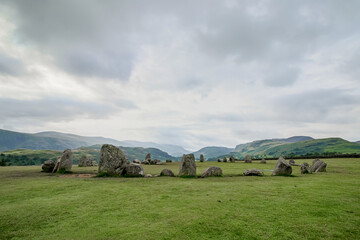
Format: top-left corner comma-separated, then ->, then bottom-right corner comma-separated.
41,160 -> 55,172
260,158 -> 266,164
229,156 -> 235,163
223,156 -> 227,162
57,149 -> 73,172
200,154 -> 204,162
78,155 -> 93,167
98,144 -> 129,175
244,155 -> 252,163
272,156 -> 292,176
201,167 -> 223,178
311,160 -> 327,172
300,162 -> 311,174
178,154 -> 196,177
160,168 -> 175,177
243,169 -> 264,176
122,163 -> 144,177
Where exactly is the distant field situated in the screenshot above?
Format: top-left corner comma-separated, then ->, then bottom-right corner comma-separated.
0,159 -> 359,239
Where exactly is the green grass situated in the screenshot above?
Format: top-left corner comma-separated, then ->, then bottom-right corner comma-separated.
0,159 -> 359,239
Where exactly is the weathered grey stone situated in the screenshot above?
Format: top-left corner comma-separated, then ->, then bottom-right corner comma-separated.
122,163 -> 144,177
200,154 -> 204,162
300,162 -> 311,174
133,159 -> 141,164
52,157 -> 60,173
201,166 -> 223,178
78,155 -> 93,167
289,159 -> 296,166
260,158 -> 266,164
160,168 -> 175,177
145,174 -> 152,178
229,156 -> 235,163
91,160 -> 98,166
223,157 -> 227,162
243,169 -> 264,176
217,158 -> 222,162
178,154 -> 196,177
98,144 -> 129,175
244,155 -> 252,163
313,158 -> 320,165
41,160 -> 55,172
145,153 -> 151,161
58,149 -> 73,172
272,156 -> 292,176
166,159 -> 172,163
311,160 -> 327,172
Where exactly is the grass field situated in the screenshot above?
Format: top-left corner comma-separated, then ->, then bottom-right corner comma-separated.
0,159 -> 359,239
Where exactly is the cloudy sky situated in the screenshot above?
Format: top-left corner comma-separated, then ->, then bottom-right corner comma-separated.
0,0 -> 359,150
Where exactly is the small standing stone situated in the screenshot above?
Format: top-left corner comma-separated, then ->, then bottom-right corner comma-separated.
160,169 -> 175,177
244,155 -> 252,163
243,169 -> 264,176
311,160 -> 327,172
41,160 -> 55,172
229,156 -> 235,163
201,167 -> 223,178
300,162 -> 311,174
122,163 -> 144,177
260,158 -> 266,164
272,156 -> 292,176
223,157 -> 227,162
200,154 -> 204,162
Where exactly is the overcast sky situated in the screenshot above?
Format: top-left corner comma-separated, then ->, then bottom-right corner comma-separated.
0,0 -> 359,150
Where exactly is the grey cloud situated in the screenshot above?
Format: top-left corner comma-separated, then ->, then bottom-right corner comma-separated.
274,89 -> 360,123
0,97 -> 126,122
0,51 -> 25,76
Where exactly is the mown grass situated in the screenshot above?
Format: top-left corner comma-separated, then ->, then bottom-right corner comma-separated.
0,159 -> 359,240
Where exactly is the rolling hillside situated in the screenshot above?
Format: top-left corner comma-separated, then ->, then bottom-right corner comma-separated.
0,144 -> 178,166
0,129 -> 189,156
192,146 -> 234,159
212,137 -> 360,160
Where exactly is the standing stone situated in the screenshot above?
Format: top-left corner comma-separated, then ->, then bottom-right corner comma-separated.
57,149 -> 73,172
243,169 -> 264,176
200,154 -> 204,162
122,163 -> 144,177
166,159 -> 172,163
52,157 -> 60,173
260,158 -> 266,164
313,158 -> 320,165
223,156 -> 227,162
98,144 -> 129,175
91,160 -> 98,166
229,156 -> 235,163
160,168 -> 175,177
272,156 -> 292,176
201,167 -> 223,178
244,155 -> 252,163
289,159 -> 296,166
133,159 -> 141,164
79,155 -> 93,167
178,154 -> 196,177
41,160 -> 55,172
217,158 -> 222,162
300,162 -> 311,174
311,160 -> 327,172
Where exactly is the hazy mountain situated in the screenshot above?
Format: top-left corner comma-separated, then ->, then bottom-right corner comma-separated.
0,129 -> 189,156
213,137 -> 360,160
192,146 -> 234,159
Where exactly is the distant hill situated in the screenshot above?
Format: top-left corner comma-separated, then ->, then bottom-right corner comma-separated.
0,129 -> 189,156
192,146 -> 234,159
212,137 -> 360,160
0,145 -> 179,166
